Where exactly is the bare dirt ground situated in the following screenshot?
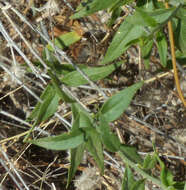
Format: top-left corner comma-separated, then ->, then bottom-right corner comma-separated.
0,0 -> 185,189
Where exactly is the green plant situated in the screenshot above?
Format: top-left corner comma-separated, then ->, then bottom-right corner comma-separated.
26,72 -> 185,189
25,0 -> 186,189
71,0 -> 186,106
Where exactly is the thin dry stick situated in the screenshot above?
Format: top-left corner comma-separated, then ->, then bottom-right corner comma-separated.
8,4 -> 107,99
0,158 -> 24,190
165,2 -> 186,107
0,146 -> 30,190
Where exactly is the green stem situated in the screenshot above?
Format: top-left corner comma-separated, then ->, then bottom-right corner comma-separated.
118,151 -> 166,189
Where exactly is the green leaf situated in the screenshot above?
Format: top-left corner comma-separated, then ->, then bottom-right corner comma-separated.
34,90 -> 58,125
36,92 -> 57,122
120,144 -> 143,164
71,0 -> 136,19
28,84 -> 60,121
47,31 -> 81,51
99,81 -> 143,122
100,20 -> 144,64
122,165 -> 149,190
156,31 -> 168,67
107,6 -> 122,27
143,58 -> 150,70
79,111 -> 93,129
178,18 -> 186,53
67,143 -> 86,188
71,0 -> 116,19
85,128 -> 104,174
137,0 -> 162,10
71,111 -> 81,133
48,70 -> 75,103
71,103 -> 81,127
29,129 -> 85,150
131,179 -> 145,190
122,165 -> 135,190
71,103 -> 93,129
142,153 -> 157,170
24,85 -> 61,142
127,8 -> 157,27
149,8 -> 178,24
71,103 -> 103,173
141,38 -> 154,58
170,0 -> 185,6
140,38 -> 153,69
173,181 -> 186,190
110,0 -> 134,11
99,116 -> 121,152
61,61 -> 123,87
176,7 -> 186,20
156,154 -> 175,187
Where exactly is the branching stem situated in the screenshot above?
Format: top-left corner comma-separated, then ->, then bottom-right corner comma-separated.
118,151 -> 166,189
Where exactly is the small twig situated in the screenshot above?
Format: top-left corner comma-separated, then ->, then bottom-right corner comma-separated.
138,152 -> 186,162
9,4 -> 108,99
0,157 -> 24,190
0,20 -> 46,85
2,8 -> 49,70
0,62 -> 72,130
0,146 -> 30,190
0,85 -> 23,101
127,114 -> 186,150
0,109 -> 50,136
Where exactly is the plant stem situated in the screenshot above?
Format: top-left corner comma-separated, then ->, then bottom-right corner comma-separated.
118,151 -> 166,189
164,2 -> 186,107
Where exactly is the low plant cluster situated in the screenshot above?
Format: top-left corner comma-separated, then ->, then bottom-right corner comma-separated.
0,0 -> 185,189
22,0 -> 186,189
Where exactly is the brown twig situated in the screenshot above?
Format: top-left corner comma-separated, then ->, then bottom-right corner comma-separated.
164,2 -> 186,107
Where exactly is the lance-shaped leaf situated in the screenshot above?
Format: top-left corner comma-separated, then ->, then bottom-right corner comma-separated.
99,116 -> 121,152
61,61 -> 123,87
34,92 -> 56,125
71,103 -> 93,129
156,154 -> 175,187
122,166 -> 145,190
29,129 -> 85,150
141,153 -> 157,171
28,84 -> 60,121
156,31 -> 168,67
127,8 -> 157,27
100,20 -> 144,64
71,0 -> 136,19
141,38 -> 154,69
178,18 -> 186,54
47,31 -> 81,51
131,180 -> 145,190
67,104 -> 94,187
85,127 -> 104,174
24,86 -> 61,142
71,0 -> 116,19
48,70 -> 75,103
67,143 -> 86,188
99,81 -> 143,122
71,105 -> 104,173
120,144 -> 143,164
149,7 -> 179,24
122,165 -> 135,190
